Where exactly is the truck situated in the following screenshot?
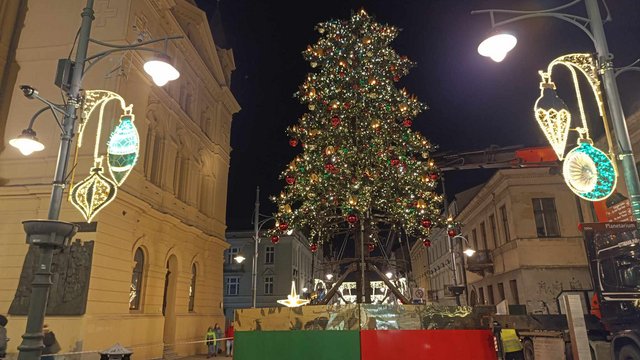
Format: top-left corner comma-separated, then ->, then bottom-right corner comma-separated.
493,222 -> 640,360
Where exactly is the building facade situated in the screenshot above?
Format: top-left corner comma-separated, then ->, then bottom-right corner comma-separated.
223,230 -> 314,319
423,168 -> 596,312
0,1 -> 239,359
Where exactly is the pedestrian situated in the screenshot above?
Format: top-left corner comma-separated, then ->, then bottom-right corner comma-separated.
213,323 -> 222,356
501,328 -> 524,360
206,326 -> 216,358
42,324 -> 61,360
225,322 -> 234,356
0,315 -> 8,359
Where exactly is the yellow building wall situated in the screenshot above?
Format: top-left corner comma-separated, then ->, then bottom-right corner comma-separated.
0,0 -> 239,358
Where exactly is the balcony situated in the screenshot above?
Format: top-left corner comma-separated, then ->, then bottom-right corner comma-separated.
466,250 -> 493,275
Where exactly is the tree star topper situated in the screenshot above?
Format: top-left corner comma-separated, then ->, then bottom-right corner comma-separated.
277,281 -> 310,308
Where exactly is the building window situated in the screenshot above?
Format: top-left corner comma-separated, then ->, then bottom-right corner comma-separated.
532,198 -> 561,237
264,276 -> 274,294
265,246 -> 275,264
487,285 -> 495,305
510,279 -> 520,304
500,205 -> 511,242
489,214 -> 498,247
472,228 -> 478,250
225,247 -> 239,264
479,287 -> 485,305
480,221 -> 489,250
188,264 -> 197,312
497,282 -> 505,302
129,248 -> 145,310
225,277 -> 240,296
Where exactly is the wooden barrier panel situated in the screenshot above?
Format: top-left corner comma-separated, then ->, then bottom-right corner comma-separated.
360,330 -> 498,360
234,330 -> 360,360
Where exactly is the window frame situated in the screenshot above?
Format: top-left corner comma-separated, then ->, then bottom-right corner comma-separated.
264,276 -> 274,295
188,263 -> 197,312
500,205 -> 511,242
532,198 -> 561,238
265,246 -> 275,264
129,248 -> 145,311
225,276 -> 240,296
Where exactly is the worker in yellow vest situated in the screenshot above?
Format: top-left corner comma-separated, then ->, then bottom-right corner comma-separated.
501,328 -> 524,360
206,326 -> 217,358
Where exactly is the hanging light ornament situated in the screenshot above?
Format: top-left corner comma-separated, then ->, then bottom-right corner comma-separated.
70,90 -> 138,222
534,73 -> 571,161
562,141 -> 616,201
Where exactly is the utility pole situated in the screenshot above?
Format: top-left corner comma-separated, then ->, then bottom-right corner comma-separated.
252,186 -> 260,308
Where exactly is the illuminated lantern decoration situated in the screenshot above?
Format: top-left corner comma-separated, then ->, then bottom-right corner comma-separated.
310,243 -> 318,252
422,239 -> 432,248
279,222 -> 289,231
347,213 -> 358,224
534,77 -> 571,160
562,141 -> 616,201
107,114 -> 139,186
70,163 -> 117,222
447,228 -> 457,237
286,175 -> 296,185
271,235 -> 280,244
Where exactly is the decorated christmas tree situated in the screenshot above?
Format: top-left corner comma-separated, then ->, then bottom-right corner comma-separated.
269,10 -> 450,300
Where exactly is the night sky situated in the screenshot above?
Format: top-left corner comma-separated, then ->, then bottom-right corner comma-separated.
195,0 -> 640,230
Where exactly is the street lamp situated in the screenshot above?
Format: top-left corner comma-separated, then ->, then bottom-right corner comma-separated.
477,32 -> 517,62
250,186 -> 280,308
11,1 -> 182,359
448,235 -> 475,306
234,255 -> 246,264
472,0 -> 640,223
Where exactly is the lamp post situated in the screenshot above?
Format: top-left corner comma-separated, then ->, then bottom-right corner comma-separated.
448,235 -> 475,306
472,0 -> 640,224
234,186 -> 279,308
11,2 -> 181,359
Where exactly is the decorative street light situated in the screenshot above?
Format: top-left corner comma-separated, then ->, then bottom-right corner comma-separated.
11,1 -> 182,359
472,0 -> 640,223
449,235 -> 475,306
477,32 -> 517,62
234,255 -> 246,264
249,186 -> 279,308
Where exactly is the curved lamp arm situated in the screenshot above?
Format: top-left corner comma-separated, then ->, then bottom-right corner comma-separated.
615,58 -> 640,78
471,0 -> 596,46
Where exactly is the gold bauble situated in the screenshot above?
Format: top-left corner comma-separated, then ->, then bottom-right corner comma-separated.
329,100 -> 339,109
368,76 -> 377,86
309,104 -> 316,110
362,36 -> 372,45
308,88 -> 317,98
399,103 -> 408,112
325,146 -> 335,155
371,119 -> 381,129
310,173 -> 319,183
416,199 -> 426,209
421,174 -> 430,182
310,62 -> 318,68
283,204 -> 292,213
348,195 -> 358,206
422,152 -> 429,158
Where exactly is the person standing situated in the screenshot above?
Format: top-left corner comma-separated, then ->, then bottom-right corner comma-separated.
0,315 -> 8,359
205,326 -> 216,358
225,322 -> 234,357
213,323 -> 222,356
42,324 -> 61,360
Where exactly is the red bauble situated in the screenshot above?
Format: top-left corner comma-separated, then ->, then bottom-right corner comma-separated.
285,176 -> 295,185
421,219 -> 432,228
429,173 -> 439,181
324,163 -> 335,172
422,239 -> 432,248
368,243 -> 375,252
391,158 -> 400,166
344,102 -> 351,109
278,222 -> 289,231
346,213 -> 358,224
310,243 -> 318,253
331,116 -> 341,127
402,118 -> 413,127
447,228 -> 457,237
289,138 -> 298,147
393,75 -> 400,82
271,235 -> 280,244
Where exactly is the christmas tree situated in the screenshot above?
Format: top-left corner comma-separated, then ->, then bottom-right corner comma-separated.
270,10 -> 448,259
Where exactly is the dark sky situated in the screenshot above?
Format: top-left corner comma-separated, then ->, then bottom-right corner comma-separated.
196,0 -> 640,230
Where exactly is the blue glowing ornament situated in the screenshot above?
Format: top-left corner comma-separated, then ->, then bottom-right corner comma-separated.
562,142 -> 616,201
107,114 -> 139,186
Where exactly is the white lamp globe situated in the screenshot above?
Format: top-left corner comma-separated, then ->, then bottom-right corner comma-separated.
478,33 -> 517,62
144,54 -> 180,86
9,129 -> 45,156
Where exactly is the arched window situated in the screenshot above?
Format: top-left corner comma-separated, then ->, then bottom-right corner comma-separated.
188,263 -> 197,312
129,248 -> 145,310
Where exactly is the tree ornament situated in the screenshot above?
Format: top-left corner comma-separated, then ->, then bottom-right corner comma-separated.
283,204 -> 293,213
271,235 -> 280,244
371,119 -> 381,129
368,243 -> 375,252
343,102 -> 351,109
422,239 -> 432,248
310,243 -> 318,252
279,222 -> 289,231
346,213 -> 359,224
362,36 -> 372,45
402,118 -> 413,127
329,100 -> 339,109
289,138 -> 298,147
324,163 -> 335,172
368,76 -> 378,86
421,219 -> 432,228
429,173 -> 439,181
416,199 -> 426,209
399,103 -> 408,112
391,158 -> 400,166
331,116 -> 341,127
286,175 -> 296,185
348,195 -> 358,205
310,173 -> 319,183
325,146 -> 336,155
447,228 -> 457,237
308,88 -> 317,98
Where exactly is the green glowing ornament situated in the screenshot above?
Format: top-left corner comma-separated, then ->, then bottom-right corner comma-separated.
562,142 -> 616,201
108,114 -> 140,186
